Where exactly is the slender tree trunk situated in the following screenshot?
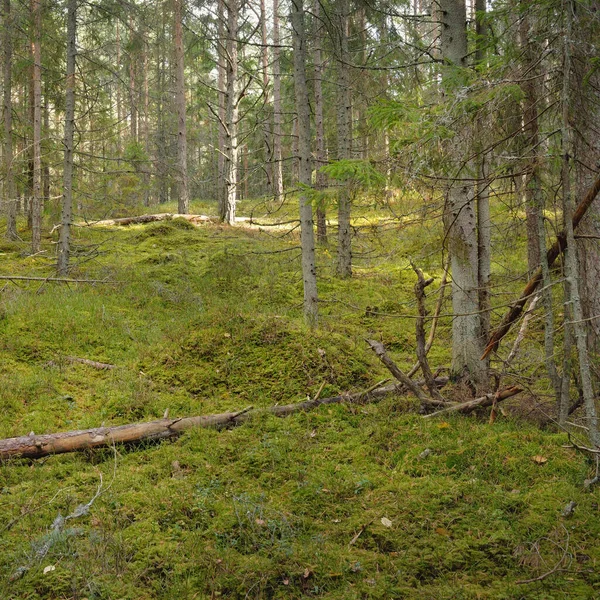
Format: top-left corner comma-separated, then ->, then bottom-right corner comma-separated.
291,0 -> 318,327
560,0 -> 598,445
272,0 -> 283,202
3,0 -> 17,240
221,0 -> 239,224
217,0 -> 226,210
439,0 -> 486,386
142,29 -> 150,206
116,19 -> 122,154
313,0 -> 327,244
156,11 -> 168,205
129,15 -> 137,143
335,0 -> 352,278
475,0 -> 490,380
42,81 -> 50,205
519,9 -> 542,275
174,0 -> 189,213
30,0 -> 42,254
58,0 -> 77,275
260,0 -> 272,193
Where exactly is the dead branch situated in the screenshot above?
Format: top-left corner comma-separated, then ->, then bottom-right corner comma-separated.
504,294 -> 540,368
515,526 -> 571,585
422,386 -> 523,418
366,339 -> 437,407
411,263 -> 446,402
483,172 -> 600,358
407,260 -> 449,378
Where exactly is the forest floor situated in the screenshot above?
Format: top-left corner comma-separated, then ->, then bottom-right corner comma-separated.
0,196 -> 599,599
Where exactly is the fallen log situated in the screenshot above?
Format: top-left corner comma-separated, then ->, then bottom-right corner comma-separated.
83,213 -> 214,227
0,276 -> 115,284
482,172 -> 600,359
44,356 -> 116,370
422,386 -> 523,418
0,381 -> 425,460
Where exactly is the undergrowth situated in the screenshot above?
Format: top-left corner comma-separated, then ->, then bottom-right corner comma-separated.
0,198 -> 598,599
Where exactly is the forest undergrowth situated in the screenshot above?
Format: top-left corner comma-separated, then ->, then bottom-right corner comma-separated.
0,197 -> 599,599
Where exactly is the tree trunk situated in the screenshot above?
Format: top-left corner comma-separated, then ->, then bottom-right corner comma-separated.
116,19 -> 122,155
260,0 -> 272,193
560,1 -> 598,446
216,0 -> 226,211
174,0 -> 189,213
438,0 -> 486,387
128,15 -> 137,143
313,0 -> 327,244
142,28 -> 150,206
221,0 -> 239,224
291,0 -> 318,327
335,0 -> 352,278
57,0 -> 77,276
3,0 -> 17,240
272,0 -> 283,202
30,0 -> 42,254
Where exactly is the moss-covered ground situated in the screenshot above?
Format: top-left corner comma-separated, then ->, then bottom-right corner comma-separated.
0,197 -> 599,599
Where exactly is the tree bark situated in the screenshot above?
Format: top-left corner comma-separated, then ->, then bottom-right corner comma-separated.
291,0 -> 318,327
57,0 -> 77,275
128,15 -> 137,143
3,0 -> 17,240
174,0 -> 189,213
335,0 -> 352,278
438,0 -> 486,387
313,0 -> 327,244
560,1 -> 598,446
221,0 -> 239,224
271,0 -> 283,203
30,0 -> 42,254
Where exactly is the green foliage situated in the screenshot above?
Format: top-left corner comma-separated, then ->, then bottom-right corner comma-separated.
319,160 -> 386,189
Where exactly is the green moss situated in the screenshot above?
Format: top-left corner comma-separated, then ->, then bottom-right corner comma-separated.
0,198 -> 598,598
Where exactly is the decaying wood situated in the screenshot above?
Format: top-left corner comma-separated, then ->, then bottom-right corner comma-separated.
0,276 -> 115,284
366,339 -> 450,408
422,386 -> 523,418
407,261 -> 448,378
411,263 -> 445,402
0,381 -> 424,460
83,213 -> 213,227
483,172 -> 600,359
45,356 -> 116,370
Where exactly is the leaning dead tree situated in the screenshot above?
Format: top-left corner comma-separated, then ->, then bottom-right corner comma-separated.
483,172 -> 600,358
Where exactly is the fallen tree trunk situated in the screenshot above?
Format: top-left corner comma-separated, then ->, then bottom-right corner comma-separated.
83,213 -> 214,227
482,173 -> 600,359
44,356 -> 116,370
0,381 -> 432,460
422,386 -> 523,418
